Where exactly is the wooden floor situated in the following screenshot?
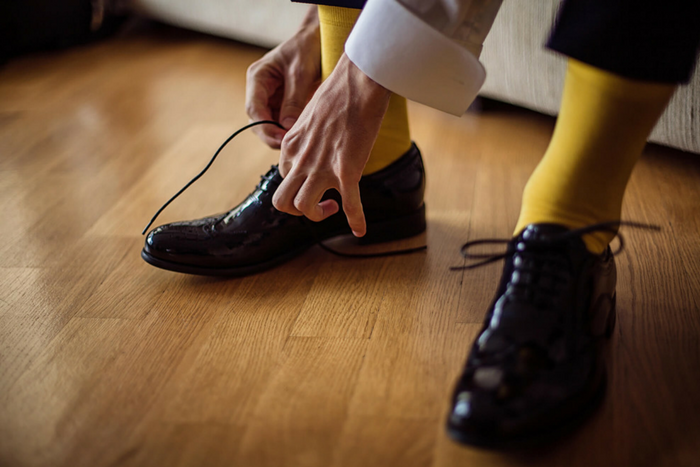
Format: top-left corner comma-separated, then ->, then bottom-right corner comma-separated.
1,22 -> 699,467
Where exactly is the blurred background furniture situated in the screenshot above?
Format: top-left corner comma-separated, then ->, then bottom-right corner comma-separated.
133,0 -> 700,154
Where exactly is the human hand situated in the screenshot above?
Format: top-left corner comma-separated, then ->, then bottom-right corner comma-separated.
245,6 -> 321,148
272,54 -> 391,237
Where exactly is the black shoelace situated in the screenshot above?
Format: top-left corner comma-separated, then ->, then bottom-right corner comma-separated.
142,120 -> 426,258
450,220 -> 661,271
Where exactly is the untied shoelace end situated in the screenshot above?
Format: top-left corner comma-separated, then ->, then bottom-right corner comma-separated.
141,120 -> 284,235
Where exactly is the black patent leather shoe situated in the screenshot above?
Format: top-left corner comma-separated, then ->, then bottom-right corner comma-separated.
142,143 -> 426,276
446,224 -> 618,449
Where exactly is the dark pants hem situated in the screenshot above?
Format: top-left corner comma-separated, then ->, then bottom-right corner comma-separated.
292,0 -> 365,9
548,0 -> 700,83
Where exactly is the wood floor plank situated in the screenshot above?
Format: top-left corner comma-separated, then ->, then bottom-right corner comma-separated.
121,423 -> 249,467
0,317 -> 139,467
237,337 -> 368,467
606,145 -> 700,467
1,304 -> 221,467
331,417 -> 437,467
151,253 -> 324,425
290,257 -> 392,339
0,238 -> 134,394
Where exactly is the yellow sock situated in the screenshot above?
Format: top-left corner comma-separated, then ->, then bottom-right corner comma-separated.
514,59 -> 675,253
318,6 -> 412,175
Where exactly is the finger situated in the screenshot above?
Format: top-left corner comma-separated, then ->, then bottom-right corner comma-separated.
279,69 -> 311,130
339,182 -> 366,237
272,172 -> 305,216
294,178 -> 339,222
247,99 -> 286,145
256,132 -> 284,150
246,75 -> 286,145
278,135 -> 301,178
252,124 -> 286,149
245,74 -> 273,122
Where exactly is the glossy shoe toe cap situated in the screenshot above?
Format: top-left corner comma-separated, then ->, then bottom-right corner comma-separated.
446,362 -> 605,449
143,217 -> 220,260
446,381 -> 536,448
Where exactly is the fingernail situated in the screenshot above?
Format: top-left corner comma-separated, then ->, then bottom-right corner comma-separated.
282,118 -> 296,129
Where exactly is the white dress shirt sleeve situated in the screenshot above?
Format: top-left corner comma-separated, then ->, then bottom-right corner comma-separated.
345,0 -> 502,116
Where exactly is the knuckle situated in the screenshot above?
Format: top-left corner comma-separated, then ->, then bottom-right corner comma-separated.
289,63 -> 308,82
272,194 -> 290,213
281,132 -> 299,151
293,196 -> 307,212
246,62 -> 262,79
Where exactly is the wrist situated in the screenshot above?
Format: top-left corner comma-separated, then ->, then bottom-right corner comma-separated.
339,54 -> 391,102
296,25 -> 320,45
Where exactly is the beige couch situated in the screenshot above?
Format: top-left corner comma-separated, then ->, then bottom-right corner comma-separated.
134,0 -> 700,154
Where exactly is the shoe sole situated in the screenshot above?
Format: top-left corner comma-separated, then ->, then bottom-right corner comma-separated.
141,204 -> 426,276
446,293 -> 617,450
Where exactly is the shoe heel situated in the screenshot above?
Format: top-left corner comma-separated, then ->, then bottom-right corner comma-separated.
605,293 -> 617,338
359,204 -> 426,245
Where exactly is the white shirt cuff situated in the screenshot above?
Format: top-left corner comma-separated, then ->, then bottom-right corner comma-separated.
345,0 -> 486,116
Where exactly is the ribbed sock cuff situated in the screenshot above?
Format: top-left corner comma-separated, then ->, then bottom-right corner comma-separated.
318,5 -> 360,28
